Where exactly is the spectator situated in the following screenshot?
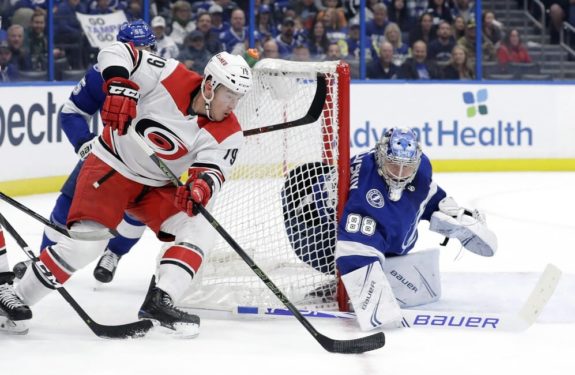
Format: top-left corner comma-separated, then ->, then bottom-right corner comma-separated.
367,3 -> 390,52
257,4 -> 277,40
398,40 -> 442,79
409,12 -> 436,47
262,38 -> 280,59
220,8 -> 247,52
452,0 -> 474,22
54,0 -> 86,68
457,19 -> 495,63
406,0 -> 429,19
151,16 -> 179,59
196,12 -> 223,55
323,7 -> 348,43
442,45 -> 474,79
177,30 -> 211,73
367,40 -> 399,79
209,4 -> 230,36
87,0 -> 124,12
169,0 -> 195,47
124,0 -> 143,21
345,19 -> 360,59
275,17 -> 297,58
0,40 -> 18,82
325,41 -> 343,60
496,28 -> 532,64
427,20 -> 456,63
307,18 -> 330,60
293,0 -> 320,31
88,0 -> 117,15
317,0 -> 348,28
453,15 -> 466,39
388,0 -> 414,32
482,10 -> 503,46
427,0 -> 453,25
549,3 -> 565,45
292,43 -> 312,61
150,0 -> 172,21
26,12 -> 63,72
384,22 -> 410,66
6,24 -> 31,71
215,0 -> 239,23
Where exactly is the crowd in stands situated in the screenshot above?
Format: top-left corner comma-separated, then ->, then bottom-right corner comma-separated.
0,0 -> 570,82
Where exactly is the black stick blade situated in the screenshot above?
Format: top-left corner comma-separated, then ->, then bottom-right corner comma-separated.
318,332 -> 385,354
93,319 -> 154,339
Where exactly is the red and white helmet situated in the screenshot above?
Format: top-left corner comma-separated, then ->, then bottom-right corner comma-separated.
203,52 -> 252,95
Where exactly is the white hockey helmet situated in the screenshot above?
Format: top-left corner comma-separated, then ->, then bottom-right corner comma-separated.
375,127 -> 422,201
203,52 -> 252,95
201,52 -> 252,120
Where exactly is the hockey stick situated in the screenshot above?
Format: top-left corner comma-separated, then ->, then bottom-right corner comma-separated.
226,263 -> 562,331
130,129 -> 385,354
0,211 -> 154,339
0,192 -> 117,241
242,74 -> 327,136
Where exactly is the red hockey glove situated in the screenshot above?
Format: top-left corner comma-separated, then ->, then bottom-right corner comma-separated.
101,77 -> 140,135
175,173 -> 214,217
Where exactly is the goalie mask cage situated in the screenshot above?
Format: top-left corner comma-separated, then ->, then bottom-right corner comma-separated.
180,59 -> 350,312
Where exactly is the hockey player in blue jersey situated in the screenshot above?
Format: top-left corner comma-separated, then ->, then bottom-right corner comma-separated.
336,127 -> 498,331
13,20 -> 157,284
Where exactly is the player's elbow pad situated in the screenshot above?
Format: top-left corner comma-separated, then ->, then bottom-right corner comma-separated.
429,197 -> 497,257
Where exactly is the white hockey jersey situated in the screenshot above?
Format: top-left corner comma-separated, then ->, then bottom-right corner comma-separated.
94,42 -> 243,193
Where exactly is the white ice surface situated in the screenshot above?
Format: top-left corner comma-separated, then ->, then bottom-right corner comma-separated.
1,172 -> 574,375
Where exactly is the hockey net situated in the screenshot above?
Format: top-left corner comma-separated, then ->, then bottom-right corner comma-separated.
180,59 -> 350,312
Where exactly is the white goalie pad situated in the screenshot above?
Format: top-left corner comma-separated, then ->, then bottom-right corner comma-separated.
429,197 -> 497,257
383,248 -> 441,308
341,262 -> 402,331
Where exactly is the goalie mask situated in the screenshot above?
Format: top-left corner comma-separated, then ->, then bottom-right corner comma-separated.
201,52 -> 253,120
375,128 -> 422,201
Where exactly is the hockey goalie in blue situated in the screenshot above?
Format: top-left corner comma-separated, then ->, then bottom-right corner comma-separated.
335,128 -> 498,331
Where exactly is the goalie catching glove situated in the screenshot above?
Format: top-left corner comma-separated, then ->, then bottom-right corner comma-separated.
101,77 -> 140,135
175,172 -> 214,217
429,197 -> 497,257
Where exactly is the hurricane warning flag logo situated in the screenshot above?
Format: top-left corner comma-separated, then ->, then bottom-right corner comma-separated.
462,89 -> 488,118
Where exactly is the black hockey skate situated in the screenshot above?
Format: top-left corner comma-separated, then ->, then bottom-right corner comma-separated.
0,272 -> 32,335
138,276 -> 200,338
93,249 -> 121,283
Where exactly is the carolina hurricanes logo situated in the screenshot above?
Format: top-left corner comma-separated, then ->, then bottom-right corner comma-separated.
135,119 -> 188,160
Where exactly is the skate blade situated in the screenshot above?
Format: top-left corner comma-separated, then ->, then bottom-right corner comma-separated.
0,316 -> 29,335
148,320 -> 200,339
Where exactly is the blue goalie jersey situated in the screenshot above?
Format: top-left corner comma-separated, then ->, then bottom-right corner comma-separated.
336,150 -> 446,275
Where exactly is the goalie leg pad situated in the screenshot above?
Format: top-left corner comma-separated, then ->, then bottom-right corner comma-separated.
383,248 -> 441,307
341,261 -> 402,331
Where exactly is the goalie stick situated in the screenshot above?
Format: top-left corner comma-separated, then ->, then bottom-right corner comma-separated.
0,211 -> 154,339
0,192 -> 117,241
219,264 -> 561,332
130,128 -> 385,354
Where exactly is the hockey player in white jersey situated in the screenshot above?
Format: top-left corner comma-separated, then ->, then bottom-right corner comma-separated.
336,128 -> 497,331
15,44 -> 252,337
0,226 -> 32,334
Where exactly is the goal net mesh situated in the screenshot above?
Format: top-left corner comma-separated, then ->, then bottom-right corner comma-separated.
180,59 -> 350,311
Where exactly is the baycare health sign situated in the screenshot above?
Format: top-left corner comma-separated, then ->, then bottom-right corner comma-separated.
350,83 -> 575,159
0,84 -> 99,181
